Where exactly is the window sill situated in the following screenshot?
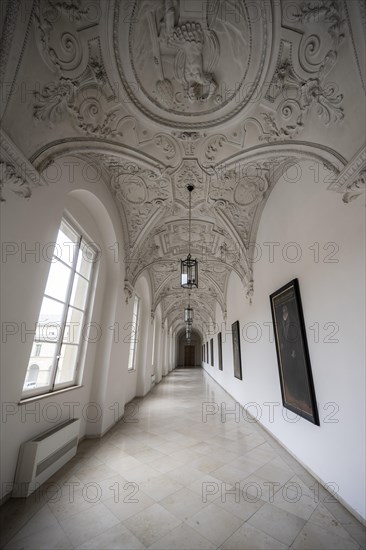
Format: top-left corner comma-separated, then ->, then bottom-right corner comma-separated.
19,385 -> 84,405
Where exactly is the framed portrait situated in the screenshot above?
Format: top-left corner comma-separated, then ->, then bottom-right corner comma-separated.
218,332 -> 223,371
210,338 -> 214,366
231,321 -> 242,380
270,279 -> 319,425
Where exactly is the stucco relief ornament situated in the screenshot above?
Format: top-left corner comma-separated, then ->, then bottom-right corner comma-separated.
122,0 -> 251,121
141,1 -> 219,110
33,78 -> 77,125
0,162 -> 31,202
342,171 -> 366,204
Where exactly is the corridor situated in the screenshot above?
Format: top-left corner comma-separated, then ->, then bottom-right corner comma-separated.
1,368 -> 364,549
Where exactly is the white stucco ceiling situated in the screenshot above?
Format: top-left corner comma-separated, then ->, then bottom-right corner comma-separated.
1,0 -> 365,330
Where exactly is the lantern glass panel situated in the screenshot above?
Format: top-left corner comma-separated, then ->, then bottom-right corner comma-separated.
180,257 -> 198,289
184,307 -> 193,323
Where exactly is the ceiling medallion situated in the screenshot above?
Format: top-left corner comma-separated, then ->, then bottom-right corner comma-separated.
115,0 -> 268,128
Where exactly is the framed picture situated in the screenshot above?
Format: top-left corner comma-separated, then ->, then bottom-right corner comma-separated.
231,321 -> 242,380
270,279 -> 319,425
218,332 -> 223,371
210,338 -> 214,366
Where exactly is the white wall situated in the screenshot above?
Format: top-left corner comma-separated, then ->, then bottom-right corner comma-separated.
203,161 -> 366,521
135,275 -> 154,397
152,305 -> 163,384
0,156 -> 155,499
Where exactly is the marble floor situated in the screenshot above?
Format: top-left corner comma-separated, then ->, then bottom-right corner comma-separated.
1,368 -> 365,550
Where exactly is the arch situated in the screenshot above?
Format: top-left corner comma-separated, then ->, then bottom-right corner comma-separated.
134,272 -> 154,396
67,188 -> 122,281
176,328 -> 203,367
152,304 -> 163,384
50,158 -> 127,437
30,138 -> 169,174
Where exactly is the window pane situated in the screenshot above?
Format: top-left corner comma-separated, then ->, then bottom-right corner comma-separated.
22,217 -> 96,398
44,260 -> 72,302
70,274 -> 88,311
55,344 -> 78,385
128,344 -> 136,371
23,342 -> 58,391
54,223 -> 78,266
63,307 -> 84,344
128,296 -> 139,371
36,297 -> 64,342
76,243 -> 96,280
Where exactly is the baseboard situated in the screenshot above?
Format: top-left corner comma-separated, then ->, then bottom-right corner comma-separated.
202,366 -> 366,526
0,490 -> 12,506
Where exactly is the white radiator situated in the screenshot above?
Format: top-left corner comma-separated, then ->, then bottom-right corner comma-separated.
12,418 -> 80,497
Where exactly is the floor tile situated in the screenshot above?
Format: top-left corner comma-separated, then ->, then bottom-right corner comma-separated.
190,454 -> 226,474
221,522 -> 288,549
160,487 -> 209,521
292,521 -> 361,549
148,521 -> 215,549
186,502 -> 243,545
272,482 -> 319,520
123,503 -> 182,547
167,465 -> 204,486
73,462 -> 118,484
103,489 -> 155,521
254,457 -> 295,486
123,464 -> 161,483
248,502 -> 306,545
59,501 -> 120,547
75,522 -> 145,549
140,474 -> 184,501
4,523 -> 73,549
212,464 -> 251,485
308,503 -> 362,543
188,474 -> 226,503
214,490 -> 266,522
47,486 -> 99,521
148,455 -> 185,473
9,505 -> 58,542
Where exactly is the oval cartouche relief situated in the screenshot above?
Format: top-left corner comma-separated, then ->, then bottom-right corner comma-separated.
120,174 -> 147,204
114,0 -> 268,128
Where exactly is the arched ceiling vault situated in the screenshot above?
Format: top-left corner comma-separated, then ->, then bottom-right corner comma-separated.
1,0 -> 365,326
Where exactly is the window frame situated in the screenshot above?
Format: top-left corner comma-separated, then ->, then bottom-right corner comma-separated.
21,214 -> 98,399
127,294 -> 141,372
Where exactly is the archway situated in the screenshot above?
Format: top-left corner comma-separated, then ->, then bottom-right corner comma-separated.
176,328 -> 202,367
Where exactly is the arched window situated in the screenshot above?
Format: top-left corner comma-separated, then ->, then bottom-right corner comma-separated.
127,295 -> 140,371
22,216 -> 98,397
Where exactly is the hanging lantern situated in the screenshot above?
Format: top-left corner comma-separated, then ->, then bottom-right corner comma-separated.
181,255 -> 198,288
180,184 -> 198,289
184,306 -> 193,324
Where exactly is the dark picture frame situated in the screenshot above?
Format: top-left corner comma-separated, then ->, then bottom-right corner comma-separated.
231,321 -> 242,380
210,338 -> 214,366
270,279 -> 319,426
218,332 -> 223,371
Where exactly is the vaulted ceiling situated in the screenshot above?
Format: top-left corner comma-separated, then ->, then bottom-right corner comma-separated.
1,0 -> 365,332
